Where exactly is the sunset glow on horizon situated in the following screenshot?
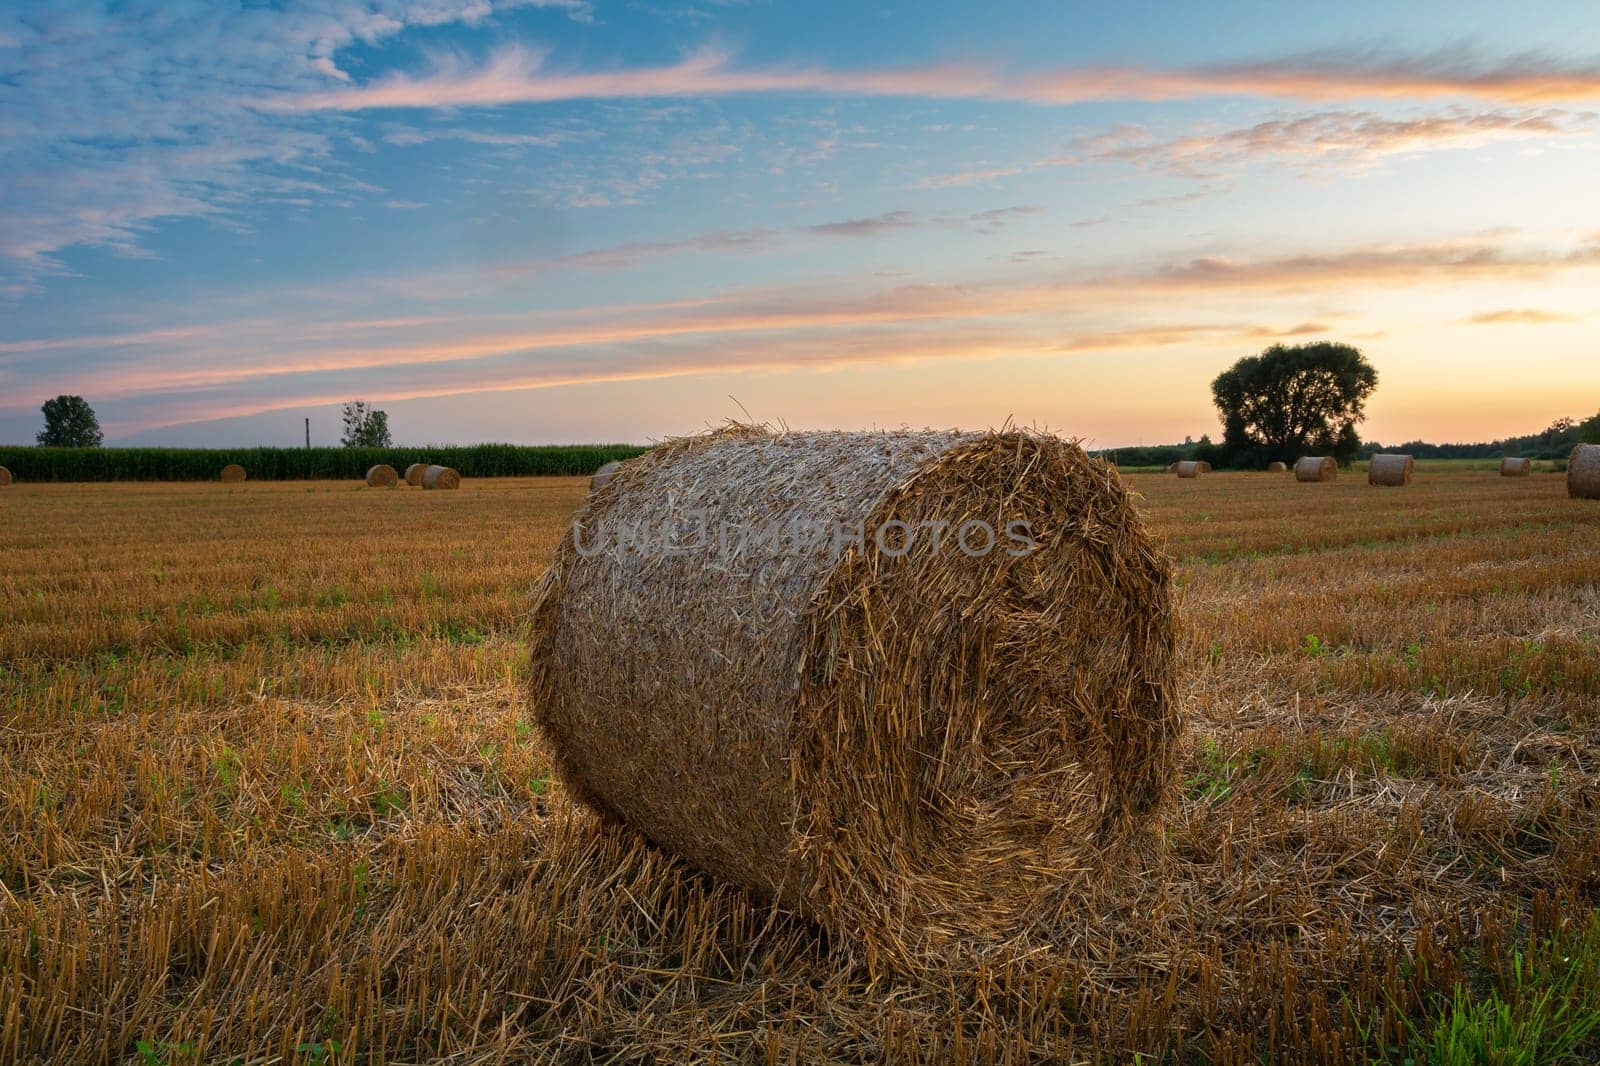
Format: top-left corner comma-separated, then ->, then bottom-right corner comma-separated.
4,1 -> 1599,447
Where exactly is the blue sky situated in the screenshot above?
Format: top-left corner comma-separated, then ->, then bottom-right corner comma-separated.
3,1 -> 1599,447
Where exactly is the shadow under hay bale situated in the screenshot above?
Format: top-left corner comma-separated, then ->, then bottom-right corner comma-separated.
1175,460 -> 1203,478
530,425 -> 1179,967
365,464 -> 399,488
1267,461 -> 1287,473
1570,444 -> 1600,499
1501,457 -> 1532,477
1295,456 -> 1337,482
420,465 -> 460,490
219,464 -> 246,483
404,463 -> 429,487
590,460 -> 623,492
1368,453 -> 1414,486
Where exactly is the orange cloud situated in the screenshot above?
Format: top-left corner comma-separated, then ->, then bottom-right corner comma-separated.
1462,308 -> 1581,324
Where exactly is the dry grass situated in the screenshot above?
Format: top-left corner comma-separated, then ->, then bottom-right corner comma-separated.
2,469 -> 1597,1062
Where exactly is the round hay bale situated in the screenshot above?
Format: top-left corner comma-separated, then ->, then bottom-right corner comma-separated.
590,459 -> 624,492
1267,461 -> 1287,473
0,466 -> 11,486
1500,457 -> 1532,477
1174,460 -> 1202,478
530,426 -> 1178,963
219,464 -> 247,483
365,464 -> 399,488
420,464 -> 460,490
1294,456 -> 1337,482
1569,444 -> 1600,500
404,462 -> 429,487
1196,460 -> 1213,474
1368,453 -> 1414,486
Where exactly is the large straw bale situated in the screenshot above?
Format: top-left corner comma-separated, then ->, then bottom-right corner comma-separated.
590,460 -> 623,492
1368,453 -> 1414,486
1570,444 -> 1600,499
1500,457 -> 1532,477
1267,461 -> 1287,473
1175,460 -> 1202,478
0,466 -> 10,486
365,464 -> 399,488
219,464 -> 247,483
404,463 -> 429,487
421,465 -> 460,490
530,426 -> 1178,963
1294,456 -> 1337,482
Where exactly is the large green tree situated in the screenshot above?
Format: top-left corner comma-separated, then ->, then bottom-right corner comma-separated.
37,395 -> 104,447
1212,342 -> 1378,467
340,401 -> 392,448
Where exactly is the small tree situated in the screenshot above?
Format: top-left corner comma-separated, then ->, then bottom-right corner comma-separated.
340,401 -> 392,448
37,395 -> 104,447
1212,342 -> 1378,467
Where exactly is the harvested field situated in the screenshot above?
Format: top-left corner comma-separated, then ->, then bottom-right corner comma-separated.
2,469 -> 1598,1062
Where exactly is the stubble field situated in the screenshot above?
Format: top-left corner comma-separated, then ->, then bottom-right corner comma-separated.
2,469 -> 1597,1063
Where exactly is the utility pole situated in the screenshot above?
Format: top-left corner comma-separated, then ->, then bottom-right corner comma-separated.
305,418 -> 310,449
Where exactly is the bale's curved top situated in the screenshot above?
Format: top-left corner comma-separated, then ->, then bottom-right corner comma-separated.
530,426 -> 1177,963
1570,444 -> 1600,500
404,463 -> 429,487
1501,457 -> 1532,477
421,465 -> 460,490
366,464 -> 399,488
1369,453 -> 1414,486
1295,456 -> 1336,482
590,459 -> 623,492
0,466 -> 11,487
220,464 -> 246,483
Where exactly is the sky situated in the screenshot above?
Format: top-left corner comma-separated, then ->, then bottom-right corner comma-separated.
2,1 -> 1599,448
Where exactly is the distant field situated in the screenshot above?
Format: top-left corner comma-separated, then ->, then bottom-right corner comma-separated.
2,470 -> 1597,1061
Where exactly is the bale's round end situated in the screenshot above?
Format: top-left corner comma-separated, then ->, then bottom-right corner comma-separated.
365,464 -> 399,488
421,465 -> 461,490
219,464 -> 247,483
1569,445 -> 1600,499
1368,454 -> 1414,486
1267,461 -> 1287,473
0,466 -> 11,487
1501,457 -> 1533,477
1295,456 -> 1337,482
530,427 -> 1179,964
590,460 -> 624,492
1175,460 -> 1202,478
404,463 -> 429,487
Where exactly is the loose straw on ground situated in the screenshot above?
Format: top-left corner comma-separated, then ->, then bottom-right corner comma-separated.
1570,444 -> 1600,499
530,425 -> 1178,968
220,464 -> 246,483
421,465 -> 460,490
1501,457 -> 1532,477
366,464 -> 399,488
1295,456 -> 1337,482
1368,454 -> 1414,486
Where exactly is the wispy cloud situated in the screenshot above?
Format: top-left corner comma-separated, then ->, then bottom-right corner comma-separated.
1462,307 -> 1581,324
274,44 -> 1600,114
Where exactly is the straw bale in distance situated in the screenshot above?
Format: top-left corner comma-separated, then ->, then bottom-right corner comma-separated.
1267,461 -> 1287,473
1197,460 -> 1213,474
1295,456 -> 1337,482
404,462 -> 429,487
590,460 -> 624,492
1175,460 -> 1202,478
421,465 -> 460,490
529,425 -> 1179,964
1569,444 -> 1600,499
1368,453 -> 1414,486
365,464 -> 399,488
0,466 -> 11,486
220,464 -> 247,483
1165,461 -> 1179,473
1501,457 -> 1532,477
